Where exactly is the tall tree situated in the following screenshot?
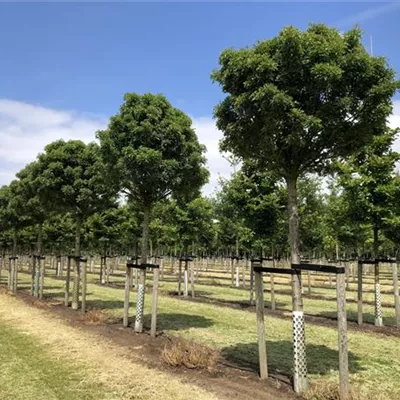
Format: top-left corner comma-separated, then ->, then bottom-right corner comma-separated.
212,24 -> 398,392
337,128 -> 400,326
34,139 -> 112,310
98,93 -> 209,332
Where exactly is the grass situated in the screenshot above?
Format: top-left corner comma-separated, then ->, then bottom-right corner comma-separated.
0,292 -> 221,400
8,265 -> 400,399
0,312 -> 107,400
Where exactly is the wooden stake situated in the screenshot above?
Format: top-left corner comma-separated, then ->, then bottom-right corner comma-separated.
123,266 -> 132,327
81,260 -> 87,314
39,259 -> 45,299
184,260 -> 189,297
357,261 -> 363,325
255,269 -> 268,379
150,268 -> 160,338
65,257 -> 71,306
190,259 -> 195,298
270,273 -> 276,310
336,272 -> 349,400
250,263 -> 254,305
393,261 -> 400,327
178,260 -> 182,296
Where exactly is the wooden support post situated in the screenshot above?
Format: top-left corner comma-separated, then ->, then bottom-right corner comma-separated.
255,269 -> 268,379
72,257 -> 80,310
250,263 -> 254,305
235,260 -> 240,287
13,258 -> 18,293
6,258 -> 10,290
31,257 -> 36,296
150,268 -> 160,338
178,260 -> 182,296
81,260 -> 87,314
231,258 -> 234,286
393,261 -> 400,327
307,270 -> 311,294
90,256 -> 94,274
345,262 -> 350,290
100,256 -> 104,284
357,261 -> 363,325
123,266 -> 132,327
242,260 -> 246,288
336,272 -> 349,400
190,260 -> 195,298
65,257 -> 71,307
270,273 -> 276,310
184,260 -> 189,297
39,259 -> 45,299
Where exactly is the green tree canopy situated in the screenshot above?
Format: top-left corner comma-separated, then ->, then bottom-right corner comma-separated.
212,24 -> 399,265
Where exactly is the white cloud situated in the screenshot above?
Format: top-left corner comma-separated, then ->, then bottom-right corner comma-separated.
192,117 -> 233,195
337,2 -> 400,28
2,98 -> 398,196
0,99 -> 107,184
0,99 -> 233,195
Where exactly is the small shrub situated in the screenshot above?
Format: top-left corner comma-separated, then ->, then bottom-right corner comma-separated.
32,299 -> 50,309
161,338 -> 219,371
305,381 -> 386,400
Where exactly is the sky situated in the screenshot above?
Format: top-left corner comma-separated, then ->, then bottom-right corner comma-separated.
1,2 -> 400,194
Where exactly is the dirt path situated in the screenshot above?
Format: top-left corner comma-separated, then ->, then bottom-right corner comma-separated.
0,290 -> 294,400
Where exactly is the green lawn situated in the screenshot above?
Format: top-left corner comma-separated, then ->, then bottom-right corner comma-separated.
0,314 -> 108,400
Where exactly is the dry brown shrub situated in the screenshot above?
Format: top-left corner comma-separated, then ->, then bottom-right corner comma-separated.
79,308 -> 116,325
161,338 -> 219,372
32,299 -> 50,309
305,381 -> 387,400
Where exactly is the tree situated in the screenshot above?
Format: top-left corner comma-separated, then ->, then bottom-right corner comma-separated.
215,164 -> 286,257
212,24 -> 398,392
297,177 -> 326,258
0,181 -> 30,292
98,93 -> 209,332
337,128 -> 400,326
337,129 -> 400,257
34,139 -> 112,310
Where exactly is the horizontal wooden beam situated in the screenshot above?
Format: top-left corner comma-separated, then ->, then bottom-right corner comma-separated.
254,266 -> 296,275
292,263 -> 345,274
126,262 -> 159,269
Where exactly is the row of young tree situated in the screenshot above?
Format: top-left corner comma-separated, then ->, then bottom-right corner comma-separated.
1,24 -> 400,265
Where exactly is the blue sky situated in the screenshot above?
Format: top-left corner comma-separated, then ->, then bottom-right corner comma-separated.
1,2 -> 400,193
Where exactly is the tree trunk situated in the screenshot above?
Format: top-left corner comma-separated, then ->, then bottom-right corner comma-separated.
134,204 -> 151,333
72,217 -> 81,311
286,175 -> 308,394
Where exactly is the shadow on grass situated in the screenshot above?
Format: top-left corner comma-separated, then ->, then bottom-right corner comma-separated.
85,299 -> 125,310
221,340 -> 363,378
17,284 -> 63,291
317,310 -> 396,327
143,312 -> 214,331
